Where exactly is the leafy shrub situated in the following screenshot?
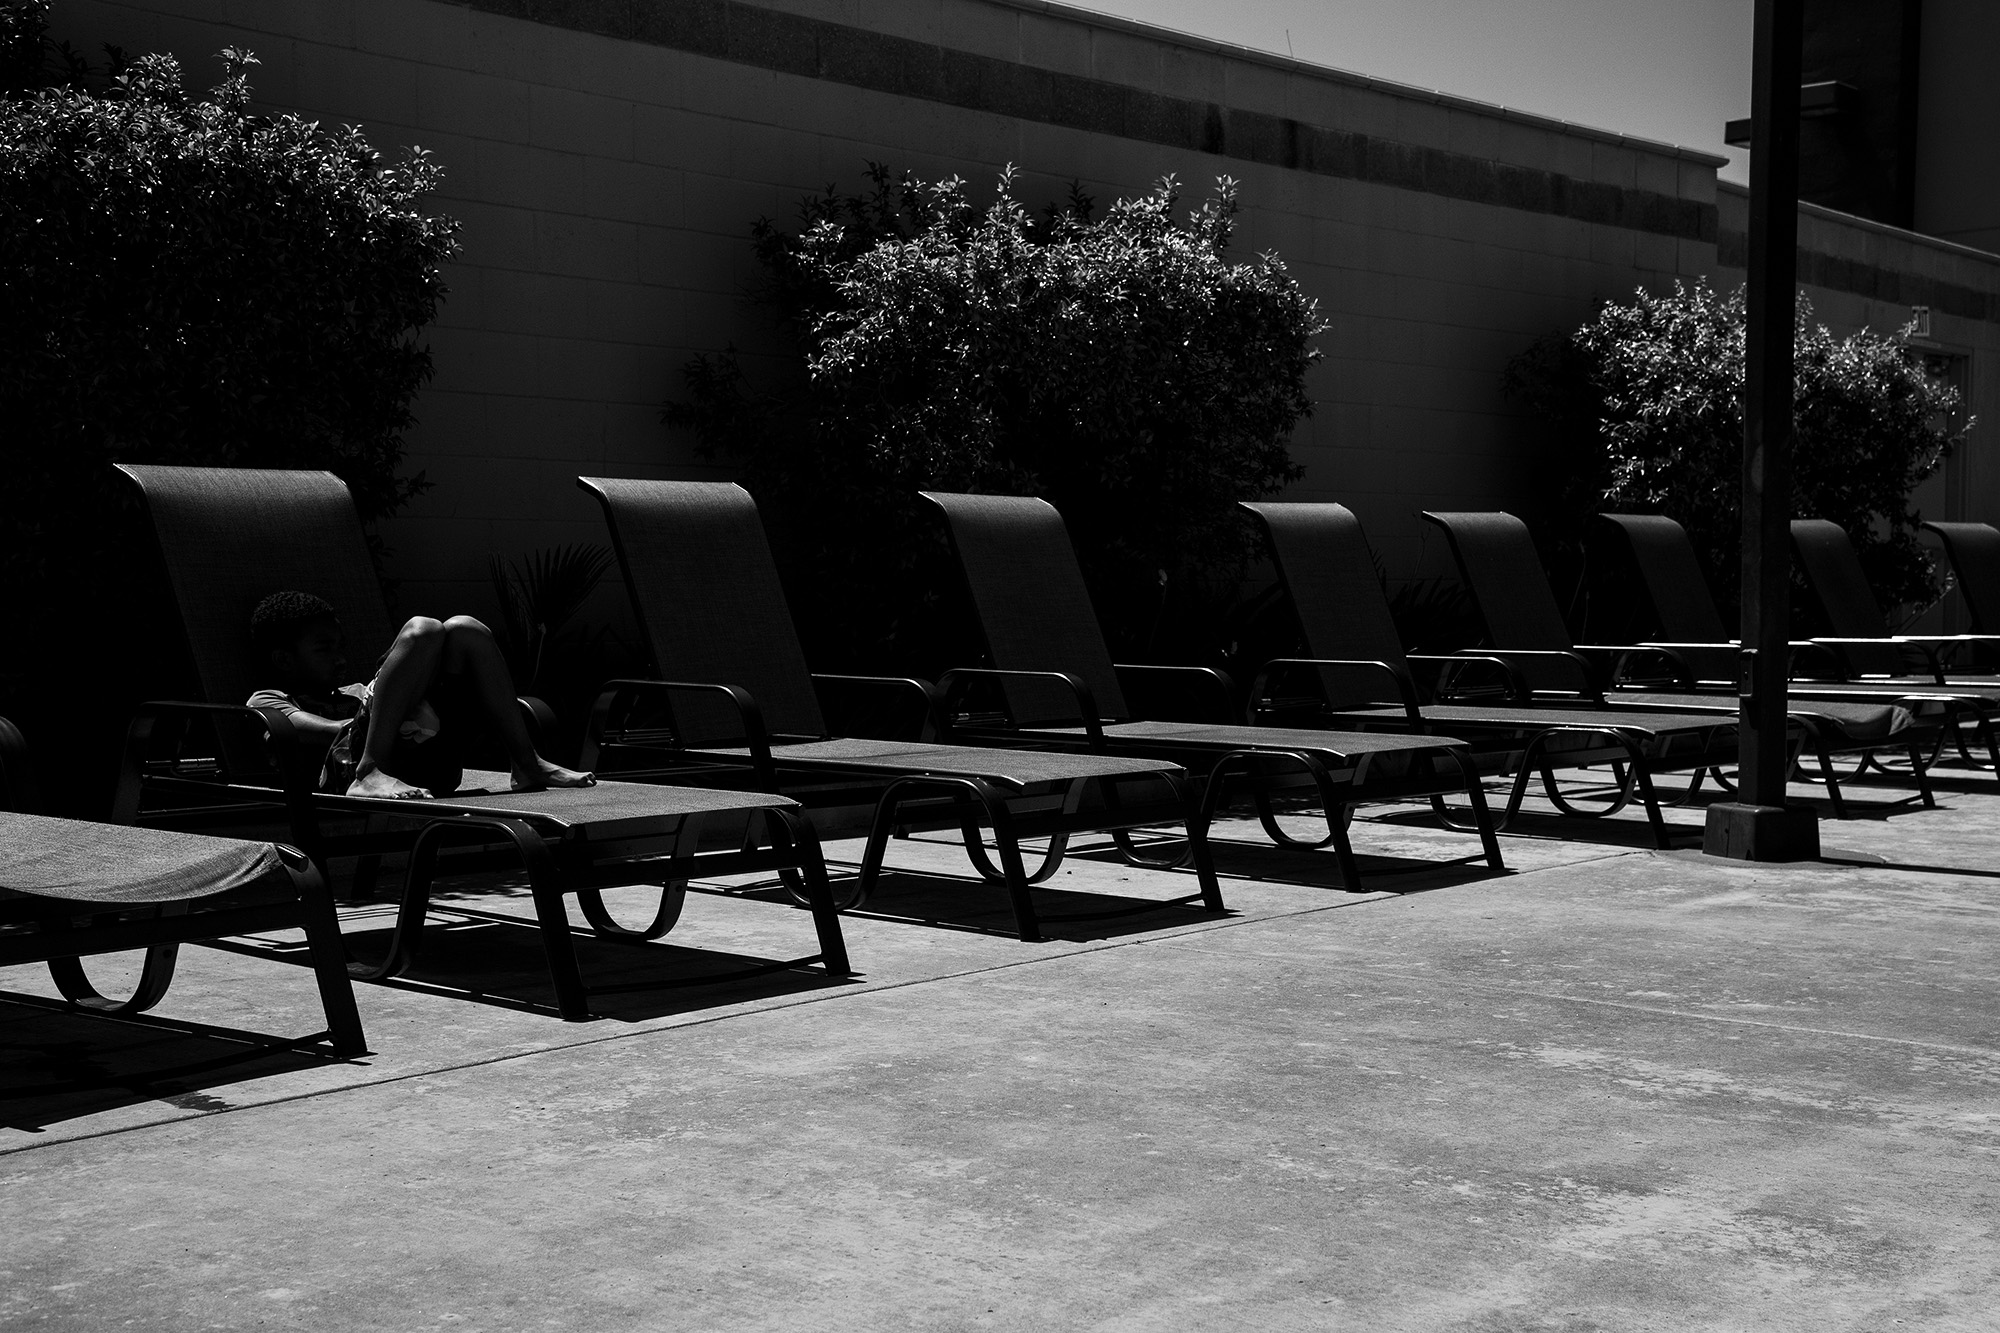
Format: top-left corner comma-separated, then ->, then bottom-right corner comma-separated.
1508,279 -> 1967,625
488,543 -> 618,748
667,166 -> 1321,672
0,2 -> 456,804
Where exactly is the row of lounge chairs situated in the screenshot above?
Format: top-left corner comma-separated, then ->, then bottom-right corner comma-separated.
7,464 -> 1994,1061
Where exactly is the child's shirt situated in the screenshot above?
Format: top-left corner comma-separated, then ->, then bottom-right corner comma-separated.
246,684 -> 440,742
247,684 -> 442,792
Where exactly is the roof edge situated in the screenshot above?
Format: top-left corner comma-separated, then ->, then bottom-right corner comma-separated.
991,0 -> 1733,168
1716,180 -> 2000,266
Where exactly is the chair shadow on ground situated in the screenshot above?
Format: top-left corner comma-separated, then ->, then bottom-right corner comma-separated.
735,863 -> 1227,943
215,903 -> 852,1024
1085,832 -> 1505,896
0,996 -> 339,1133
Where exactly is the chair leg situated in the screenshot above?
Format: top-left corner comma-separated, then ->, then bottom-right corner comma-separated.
1445,747 -> 1505,871
46,936 -> 181,1014
346,813 -> 393,902
1809,730 -> 1849,819
346,823 -> 448,983
1253,790 -> 1339,849
1629,756 -> 1670,849
1976,711 -> 2000,776
577,813 -> 700,939
765,808 -> 852,976
493,821 -> 592,1022
982,796 -> 1042,941
281,852 -> 367,1058
864,776 -> 1043,942
1909,741 -> 1937,808
1161,771 -> 1226,913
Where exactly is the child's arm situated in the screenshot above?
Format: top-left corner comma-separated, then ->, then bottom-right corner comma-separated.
245,688 -> 351,744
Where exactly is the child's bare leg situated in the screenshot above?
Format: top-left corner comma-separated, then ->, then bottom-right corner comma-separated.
349,617 -> 446,800
438,615 -> 595,790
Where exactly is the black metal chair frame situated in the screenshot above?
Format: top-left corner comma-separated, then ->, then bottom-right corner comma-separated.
580,677 -> 1225,942
114,465 -> 853,1022
1591,511 -> 1995,782
112,699 -> 851,1022
916,492 -> 1505,887
0,717 -> 366,1057
575,477 -> 1226,944
1418,509 -> 1941,821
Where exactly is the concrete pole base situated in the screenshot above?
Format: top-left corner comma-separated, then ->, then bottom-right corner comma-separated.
1702,802 -> 1820,861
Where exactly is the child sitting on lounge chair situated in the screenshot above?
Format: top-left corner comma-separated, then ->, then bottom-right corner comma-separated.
246,591 -> 594,799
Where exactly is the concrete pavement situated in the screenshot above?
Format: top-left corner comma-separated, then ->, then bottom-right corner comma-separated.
3,772 -> 1995,1330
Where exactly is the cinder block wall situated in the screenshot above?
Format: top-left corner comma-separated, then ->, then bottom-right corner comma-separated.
45,0 -> 1999,631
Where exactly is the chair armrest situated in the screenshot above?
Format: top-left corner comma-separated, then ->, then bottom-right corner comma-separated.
581,678 -> 776,786
1408,654 -> 1530,704
519,695 -> 558,750
1250,658 -> 1422,724
936,668 -> 1105,748
812,673 -> 941,741
112,700 -> 313,823
1885,634 -> 2000,676
1574,642 -> 1693,691
1458,649 -> 1602,702
1113,663 -> 1236,724
1808,637 -> 1945,684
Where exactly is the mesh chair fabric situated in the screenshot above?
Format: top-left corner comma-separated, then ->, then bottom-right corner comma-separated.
118,466 -> 398,707
921,492 -> 1130,722
0,812 -> 281,903
1422,511 -> 1580,694
580,479 -> 828,739
1592,514 -> 1732,642
703,737 -> 1181,785
1242,503 -> 1410,675
1924,522 -> 2000,633
1791,520 -> 1905,677
1422,512 -> 1574,652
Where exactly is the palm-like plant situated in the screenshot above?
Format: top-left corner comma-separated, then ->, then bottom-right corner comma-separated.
487,544 -> 614,696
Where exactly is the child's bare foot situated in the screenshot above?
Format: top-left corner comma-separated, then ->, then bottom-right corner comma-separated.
511,757 -> 596,792
348,767 -> 432,800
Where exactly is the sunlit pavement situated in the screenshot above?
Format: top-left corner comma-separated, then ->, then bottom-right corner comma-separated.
4,764 -> 1995,1330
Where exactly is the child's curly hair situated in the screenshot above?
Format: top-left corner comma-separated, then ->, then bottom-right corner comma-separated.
250,590 -> 338,657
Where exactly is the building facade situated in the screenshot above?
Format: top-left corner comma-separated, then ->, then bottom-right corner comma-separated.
49,0 -> 2000,621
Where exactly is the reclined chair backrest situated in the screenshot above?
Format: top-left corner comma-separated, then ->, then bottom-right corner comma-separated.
1923,521 -> 2000,633
1240,501 -> 1411,679
919,492 -> 1130,724
116,465 -> 398,709
1420,512 -> 1571,650
1590,514 -> 1731,642
1421,511 -> 1580,692
1790,519 -> 1904,677
578,478 -> 828,739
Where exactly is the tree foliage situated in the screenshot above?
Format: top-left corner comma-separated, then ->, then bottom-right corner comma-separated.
0,1 -> 457,802
666,165 -> 1321,671
1509,279 -> 1967,623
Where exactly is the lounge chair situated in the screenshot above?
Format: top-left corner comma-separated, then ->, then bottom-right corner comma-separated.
1792,519 -> 2000,682
1786,516 -> 2000,769
116,464 -> 851,1021
1,715 -> 365,1056
918,491 -> 1504,887
577,477 -> 1224,942
1922,521 -> 2000,636
1600,510 -> 1998,782
1422,510 -> 1930,817
1240,502 -> 1808,846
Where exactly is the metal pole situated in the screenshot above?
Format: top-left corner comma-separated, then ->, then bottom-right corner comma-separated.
1707,0 -> 1816,859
